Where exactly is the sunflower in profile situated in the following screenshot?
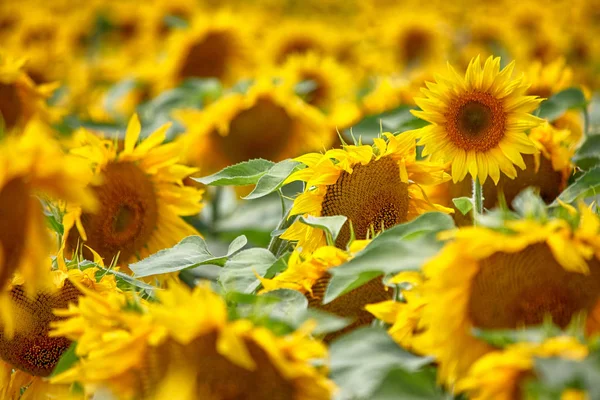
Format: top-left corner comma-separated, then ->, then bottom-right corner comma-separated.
260,241 -> 392,341
456,337 -> 588,400
0,120 -> 95,300
50,283 -> 335,400
0,262 -> 117,400
62,115 -> 204,269
157,11 -> 254,91
419,205 -> 600,385
411,55 -> 544,184
0,52 -> 56,132
281,132 -> 451,253
177,79 -> 334,174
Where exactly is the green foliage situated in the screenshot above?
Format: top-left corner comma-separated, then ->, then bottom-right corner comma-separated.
537,87 -> 588,121
452,197 -> 473,215
573,134 -> 600,170
370,367 -> 446,400
345,106 -> 428,144
243,159 -> 302,199
130,235 -> 247,277
551,167 -> 600,206
194,159 -> 275,186
532,352 -> 600,399
50,343 -> 79,377
219,248 -> 277,293
298,215 -> 348,245
329,327 -> 434,400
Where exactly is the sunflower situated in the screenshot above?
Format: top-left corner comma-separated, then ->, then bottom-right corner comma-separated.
260,241 -> 392,341
157,11 -> 254,92
524,58 -> 573,99
0,263 -> 116,400
62,115 -> 204,270
456,337 -> 588,400
281,132 -> 452,253
419,205 -> 600,385
0,120 -> 95,298
50,282 -> 335,400
0,52 -> 57,132
176,79 -> 334,174
411,55 -> 544,184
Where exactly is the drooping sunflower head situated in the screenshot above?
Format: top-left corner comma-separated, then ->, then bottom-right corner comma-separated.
62,115 -> 204,269
412,55 -> 544,184
50,283 -> 335,400
177,79 -> 334,174
456,337 -> 588,400
281,132 -> 452,253
419,205 -> 600,384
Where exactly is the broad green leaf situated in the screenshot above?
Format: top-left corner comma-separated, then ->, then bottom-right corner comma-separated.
472,324 -> 562,348
130,235 -> 247,277
534,352 -> 600,400
50,343 -> 79,377
370,367 -> 444,400
573,135 -> 600,170
299,215 -> 348,244
219,248 -> 277,293
265,289 -> 308,321
551,167 -> 600,206
330,327 -> 433,400
243,160 -> 302,200
95,266 -> 157,293
538,87 -> 587,121
452,197 -> 473,215
512,187 -> 548,220
370,212 -> 454,243
193,159 -> 274,186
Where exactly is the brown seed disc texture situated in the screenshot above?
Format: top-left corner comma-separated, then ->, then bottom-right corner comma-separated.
398,28 -> 431,65
0,178 -> 31,284
444,90 -> 506,152
68,162 -> 158,263
141,334 -> 296,400
216,98 -> 293,165
178,31 -> 234,81
468,243 -> 600,330
309,274 -> 392,342
0,282 -> 81,376
0,82 -> 23,130
321,156 -> 409,248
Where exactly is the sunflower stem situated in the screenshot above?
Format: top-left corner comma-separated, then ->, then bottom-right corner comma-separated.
583,107 -> 590,137
472,177 -> 484,224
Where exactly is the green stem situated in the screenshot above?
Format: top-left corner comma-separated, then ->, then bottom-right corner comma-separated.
583,107 -> 590,137
211,187 -> 222,233
472,177 -> 483,224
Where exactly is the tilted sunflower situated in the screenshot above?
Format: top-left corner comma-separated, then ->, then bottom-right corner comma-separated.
50,283 -> 335,400
419,205 -> 600,385
62,115 -> 204,269
260,241 -> 392,341
524,58 -> 573,99
456,336 -> 588,400
411,55 -> 544,184
281,132 -> 451,253
0,52 -> 57,132
0,120 -> 95,300
0,262 -> 117,400
177,79 -> 334,174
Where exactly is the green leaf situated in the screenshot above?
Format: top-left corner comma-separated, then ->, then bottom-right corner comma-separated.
96,266 -> 157,294
534,352 -> 600,400
538,87 -> 587,121
130,235 -> 247,277
50,342 -> 79,377
193,159 -> 274,186
219,248 -> 277,293
551,167 -> 600,206
323,213 -> 454,303
330,327 -> 433,399
452,197 -> 474,215
370,367 -> 445,400
573,135 -> 600,170
243,160 -> 302,200
299,215 -> 348,245
472,323 -> 562,348
512,187 -> 548,220
345,106 -> 427,144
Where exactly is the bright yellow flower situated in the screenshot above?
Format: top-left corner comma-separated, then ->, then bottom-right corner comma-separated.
61,114 -> 204,271
524,58 -> 573,99
281,132 -> 452,253
412,55 -> 543,184
50,283 -> 335,400
419,205 -> 600,385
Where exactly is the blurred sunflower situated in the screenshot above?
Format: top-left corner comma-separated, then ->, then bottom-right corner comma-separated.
524,58 -> 573,99
263,21 -> 335,66
412,55 -> 543,184
0,120 -> 95,298
0,53 -> 56,132
281,132 -> 451,253
62,115 -> 204,269
456,337 -> 588,400
50,283 -> 335,400
177,79 -> 333,174
0,263 -> 116,399
260,241 -> 392,341
419,205 -> 600,384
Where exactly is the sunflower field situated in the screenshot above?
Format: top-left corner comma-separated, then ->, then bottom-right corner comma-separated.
3,0 -> 600,399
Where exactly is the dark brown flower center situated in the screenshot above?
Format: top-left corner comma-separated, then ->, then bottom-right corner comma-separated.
0,178 -> 31,284
178,31 -> 234,81
468,243 -> 600,329
399,28 -> 431,64
321,156 -> 409,248
0,82 -> 23,131
68,162 -> 158,263
276,38 -> 323,65
0,282 -> 80,376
